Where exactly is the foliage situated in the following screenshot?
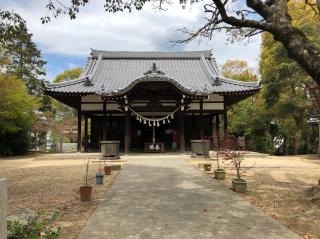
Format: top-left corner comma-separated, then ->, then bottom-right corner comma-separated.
0,10 -> 53,154
225,0 -> 320,155
222,60 -> 274,154
53,67 -> 82,83
50,68 -> 80,148
7,211 -> 60,239
228,97 -> 274,154
0,74 -> 37,154
221,60 -> 257,82
259,0 -> 320,154
0,10 -> 47,98
41,1 -> 320,85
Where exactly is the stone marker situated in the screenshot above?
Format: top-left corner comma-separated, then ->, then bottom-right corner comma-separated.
0,178 -> 7,239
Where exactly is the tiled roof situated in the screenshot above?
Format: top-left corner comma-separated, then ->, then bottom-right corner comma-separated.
45,50 -> 260,96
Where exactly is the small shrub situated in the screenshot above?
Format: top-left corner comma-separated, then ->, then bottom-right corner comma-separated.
7,211 -> 60,239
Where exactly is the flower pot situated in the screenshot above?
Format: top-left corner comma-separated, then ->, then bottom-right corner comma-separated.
214,169 -> 226,180
96,173 -> 104,185
104,166 -> 112,175
232,179 -> 247,193
203,163 -> 211,171
80,186 -> 92,202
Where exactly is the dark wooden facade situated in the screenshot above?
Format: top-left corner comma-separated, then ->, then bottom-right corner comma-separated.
76,81 -> 229,153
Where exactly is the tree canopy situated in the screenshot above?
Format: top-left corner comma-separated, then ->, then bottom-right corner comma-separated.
0,10 -> 52,154
53,67 -> 83,83
42,0 -> 320,86
0,10 -> 47,96
0,73 -> 37,154
227,1 -> 320,154
221,60 -> 257,82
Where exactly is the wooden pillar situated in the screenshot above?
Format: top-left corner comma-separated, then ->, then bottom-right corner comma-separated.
223,110 -> 228,134
210,113 -> 213,148
200,99 -> 204,139
84,116 -> 88,152
90,116 -> 94,148
77,104 -> 82,152
180,110 -> 185,153
102,100 -> 107,141
125,111 -> 130,154
216,114 -> 220,146
191,113 -> 195,139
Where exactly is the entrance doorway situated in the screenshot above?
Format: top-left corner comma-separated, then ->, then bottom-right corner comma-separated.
130,116 -> 178,152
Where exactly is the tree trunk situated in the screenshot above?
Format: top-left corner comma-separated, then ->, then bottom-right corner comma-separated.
294,129 -> 302,155
59,137 -> 63,153
293,117 -> 303,155
318,121 -> 320,154
271,24 -> 320,85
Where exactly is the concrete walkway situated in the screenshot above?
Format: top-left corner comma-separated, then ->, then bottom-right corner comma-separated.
79,155 -> 301,239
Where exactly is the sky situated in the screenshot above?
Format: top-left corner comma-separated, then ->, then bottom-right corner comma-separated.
1,0 -> 261,81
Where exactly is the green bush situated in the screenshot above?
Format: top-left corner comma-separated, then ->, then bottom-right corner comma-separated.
7,211 -> 60,239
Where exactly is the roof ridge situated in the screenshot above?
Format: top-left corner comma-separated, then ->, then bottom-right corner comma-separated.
90,49 -> 212,59
218,77 -> 260,88
46,77 -> 86,88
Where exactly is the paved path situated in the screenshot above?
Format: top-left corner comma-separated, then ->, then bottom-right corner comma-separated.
79,156 -> 301,239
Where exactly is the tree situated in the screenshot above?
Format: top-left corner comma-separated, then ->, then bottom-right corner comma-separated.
0,10 -> 47,95
42,0 -> 320,86
221,60 -> 257,82
259,0 -> 320,154
50,68 -> 82,149
0,73 -> 37,154
222,60 -> 273,153
53,67 -> 82,83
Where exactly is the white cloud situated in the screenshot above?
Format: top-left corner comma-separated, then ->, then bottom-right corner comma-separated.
1,0 -> 261,71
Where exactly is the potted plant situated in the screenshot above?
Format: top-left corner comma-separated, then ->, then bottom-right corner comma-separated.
103,159 -> 112,175
96,156 -> 104,185
212,133 -> 226,180
80,159 -> 93,202
223,140 -> 248,193
203,163 -> 212,171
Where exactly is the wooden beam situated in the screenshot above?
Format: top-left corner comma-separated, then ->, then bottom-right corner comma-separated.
180,110 -> 185,153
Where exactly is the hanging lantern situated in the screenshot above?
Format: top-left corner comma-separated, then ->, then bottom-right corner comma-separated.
144,119 -> 146,124
125,106 -> 128,111
171,114 -> 174,119
167,118 -> 170,123
153,121 -> 156,126
181,105 -> 184,111
157,121 -> 160,127
148,121 -> 151,127
139,117 -> 142,123
163,119 -> 166,124
136,115 -> 139,120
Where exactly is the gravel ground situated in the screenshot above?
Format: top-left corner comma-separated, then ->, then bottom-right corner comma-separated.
191,154 -> 320,239
0,155 -> 121,239
1,153 -> 320,238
